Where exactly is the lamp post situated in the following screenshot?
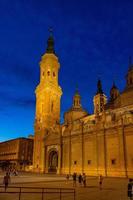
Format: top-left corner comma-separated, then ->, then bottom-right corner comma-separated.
81,120 -> 84,174
121,117 -> 128,177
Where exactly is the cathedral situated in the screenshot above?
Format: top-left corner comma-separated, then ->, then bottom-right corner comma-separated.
33,33 -> 133,177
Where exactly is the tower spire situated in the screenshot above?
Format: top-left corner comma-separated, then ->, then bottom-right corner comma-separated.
49,27 -> 53,37
96,79 -> 103,94
46,27 -> 55,54
75,84 -> 79,95
112,80 -> 116,88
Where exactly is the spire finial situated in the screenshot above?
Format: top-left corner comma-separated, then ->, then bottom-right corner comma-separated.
46,27 -> 55,54
96,79 -> 103,94
112,75 -> 116,87
112,80 -> 114,86
111,80 -> 117,89
48,27 -> 53,37
75,84 -> 79,94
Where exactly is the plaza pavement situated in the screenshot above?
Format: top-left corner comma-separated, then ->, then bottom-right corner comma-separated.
0,172 -> 129,200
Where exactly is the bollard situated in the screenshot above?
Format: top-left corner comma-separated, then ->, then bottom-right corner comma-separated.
60,188 -> 62,200
19,187 -> 21,200
74,189 -> 76,200
42,188 -> 44,200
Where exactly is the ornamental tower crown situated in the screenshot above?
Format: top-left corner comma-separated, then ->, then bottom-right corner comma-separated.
110,82 -> 120,101
93,79 -> 107,115
72,88 -> 82,109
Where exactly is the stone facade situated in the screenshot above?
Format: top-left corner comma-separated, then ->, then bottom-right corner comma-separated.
33,34 -> 133,177
0,137 -> 33,171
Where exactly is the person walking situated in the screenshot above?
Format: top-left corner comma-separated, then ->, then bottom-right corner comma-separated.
82,173 -> 86,187
66,174 -> 69,184
128,179 -> 133,200
99,175 -> 103,190
72,173 -> 77,187
78,174 -> 82,186
3,172 -> 11,192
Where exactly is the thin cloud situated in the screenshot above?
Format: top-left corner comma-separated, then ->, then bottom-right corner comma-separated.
0,91 -> 35,108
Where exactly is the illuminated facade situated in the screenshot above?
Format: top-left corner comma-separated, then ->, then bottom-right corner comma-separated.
0,137 -> 33,171
33,34 -> 133,177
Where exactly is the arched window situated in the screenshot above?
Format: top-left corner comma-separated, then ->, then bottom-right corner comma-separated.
47,71 -> 50,76
53,72 -> 56,77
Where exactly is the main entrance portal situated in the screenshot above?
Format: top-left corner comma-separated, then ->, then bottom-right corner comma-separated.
48,150 -> 58,173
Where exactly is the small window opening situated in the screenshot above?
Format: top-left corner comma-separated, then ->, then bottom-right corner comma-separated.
47,71 -> 50,76
111,159 -> 116,165
74,161 -> 77,165
88,160 -> 91,165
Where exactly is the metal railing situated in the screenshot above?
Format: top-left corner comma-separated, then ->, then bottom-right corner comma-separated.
0,186 -> 76,200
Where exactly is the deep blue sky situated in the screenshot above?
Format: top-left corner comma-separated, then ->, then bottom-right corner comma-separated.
0,0 -> 133,142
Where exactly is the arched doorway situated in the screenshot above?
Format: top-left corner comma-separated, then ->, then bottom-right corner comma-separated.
48,150 -> 58,173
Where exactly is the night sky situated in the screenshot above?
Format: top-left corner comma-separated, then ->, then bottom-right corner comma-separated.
0,0 -> 133,142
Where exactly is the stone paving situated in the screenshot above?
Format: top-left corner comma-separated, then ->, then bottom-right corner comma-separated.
0,172 -> 129,200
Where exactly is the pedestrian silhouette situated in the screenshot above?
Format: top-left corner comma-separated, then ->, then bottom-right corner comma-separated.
78,174 -> 82,186
82,173 -> 86,187
3,172 -> 10,192
128,179 -> 133,200
72,173 -> 77,187
99,175 -> 103,190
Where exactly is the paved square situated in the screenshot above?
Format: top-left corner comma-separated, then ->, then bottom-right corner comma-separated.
0,172 -> 129,200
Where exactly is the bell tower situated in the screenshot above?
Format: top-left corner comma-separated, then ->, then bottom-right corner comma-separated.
93,79 -> 107,115
35,32 -> 62,130
33,31 -> 62,172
